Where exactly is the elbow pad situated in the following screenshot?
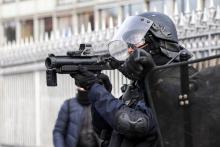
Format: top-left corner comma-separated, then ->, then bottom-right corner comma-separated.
114,106 -> 150,138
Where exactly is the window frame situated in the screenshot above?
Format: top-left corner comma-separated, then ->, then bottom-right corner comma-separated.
2,0 -> 15,4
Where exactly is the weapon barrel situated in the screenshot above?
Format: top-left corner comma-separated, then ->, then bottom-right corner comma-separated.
45,56 -> 100,69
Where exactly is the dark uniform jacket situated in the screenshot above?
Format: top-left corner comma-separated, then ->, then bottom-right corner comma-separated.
89,83 -> 158,147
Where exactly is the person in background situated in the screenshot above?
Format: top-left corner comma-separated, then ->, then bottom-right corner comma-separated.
53,85 -> 104,147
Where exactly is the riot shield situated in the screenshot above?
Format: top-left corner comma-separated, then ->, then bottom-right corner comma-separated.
145,54 -> 220,147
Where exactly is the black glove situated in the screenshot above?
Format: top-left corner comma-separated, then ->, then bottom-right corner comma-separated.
109,57 -> 124,69
98,73 -> 112,92
70,66 -> 99,90
119,48 -> 155,80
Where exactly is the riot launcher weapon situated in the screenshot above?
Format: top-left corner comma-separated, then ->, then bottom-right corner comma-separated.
45,44 -> 115,86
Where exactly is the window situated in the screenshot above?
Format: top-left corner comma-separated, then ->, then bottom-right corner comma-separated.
184,0 -> 197,12
78,11 -> 94,32
21,19 -> 34,39
122,2 -> 146,19
44,17 -> 53,34
3,21 -> 16,42
99,7 -> 118,29
149,0 -> 164,12
39,17 -> 53,36
57,0 -> 72,5
176,0 -> 197,13
122,5 -> 131,18
131,3 -> 146,15
2,0 -> 15,3
57,15 -> 72,36
214,0 -> 220,6
204,0 -> 220,8
78,0 -> 91,2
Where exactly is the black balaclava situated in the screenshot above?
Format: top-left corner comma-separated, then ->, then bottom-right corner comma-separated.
142,31 -> 180,65
117,34 -> 177,81
76,89 -> 90,106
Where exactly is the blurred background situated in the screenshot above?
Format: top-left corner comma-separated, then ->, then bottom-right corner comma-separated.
0,0 -> 220,146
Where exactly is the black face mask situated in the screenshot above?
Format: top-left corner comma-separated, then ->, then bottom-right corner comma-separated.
143,32 -> 161,55
143,33 -> 176,65
76,89 -> 90,106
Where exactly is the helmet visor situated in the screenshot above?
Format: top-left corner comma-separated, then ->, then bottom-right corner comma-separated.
108,16 -> 153,61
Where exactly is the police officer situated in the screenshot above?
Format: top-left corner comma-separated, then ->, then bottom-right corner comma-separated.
71,12 -> 184,147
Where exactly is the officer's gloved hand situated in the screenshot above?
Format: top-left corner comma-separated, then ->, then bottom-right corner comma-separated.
70,66 -> 99,90
109,57 -> 124,69
121,48 -> 155,80
98,73 -> 112,92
